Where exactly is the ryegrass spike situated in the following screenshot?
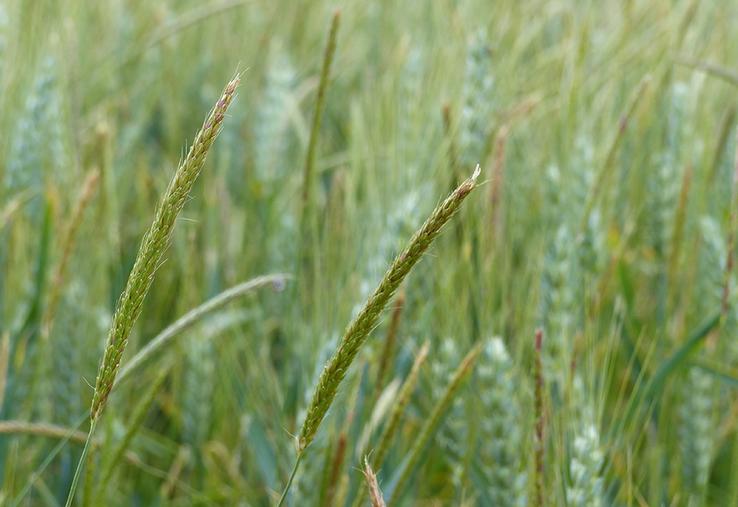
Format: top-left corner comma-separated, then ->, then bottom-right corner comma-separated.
64,75 -> 240,507
298,165 -> 480,451
90,75 -> 240,420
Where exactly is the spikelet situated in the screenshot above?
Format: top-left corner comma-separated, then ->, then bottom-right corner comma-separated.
567,377 -> 604,507
459,29 -> 494,169
477,337 -> 527,507
699,217 -> 738,360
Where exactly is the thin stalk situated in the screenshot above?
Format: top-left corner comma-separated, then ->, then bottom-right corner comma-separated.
277,451 -> 303,507
9,415 -> 88,507
322,431 -> 347,507
0,420 -> 89,444
64,419 -> 97,507
372,341 -> 429,470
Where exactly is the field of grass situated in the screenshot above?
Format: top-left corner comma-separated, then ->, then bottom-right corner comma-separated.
2,0 -> 738,505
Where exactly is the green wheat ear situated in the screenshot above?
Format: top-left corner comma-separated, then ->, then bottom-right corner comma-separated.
90,75 -> 240,421
297,164 -> 481,452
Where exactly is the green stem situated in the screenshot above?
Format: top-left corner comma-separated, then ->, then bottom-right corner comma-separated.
65,418 -> 97,507
299,10 -> 340,291
277,451 -> 303,507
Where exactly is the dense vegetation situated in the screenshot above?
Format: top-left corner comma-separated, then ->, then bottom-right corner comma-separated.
1,0 -> 738,505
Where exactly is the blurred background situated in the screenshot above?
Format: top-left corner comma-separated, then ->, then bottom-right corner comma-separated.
1,0 -> 738,505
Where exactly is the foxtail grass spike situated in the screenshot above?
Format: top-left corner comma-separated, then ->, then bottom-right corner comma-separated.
298,165 -> 480,452
90,76 -> 240,421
